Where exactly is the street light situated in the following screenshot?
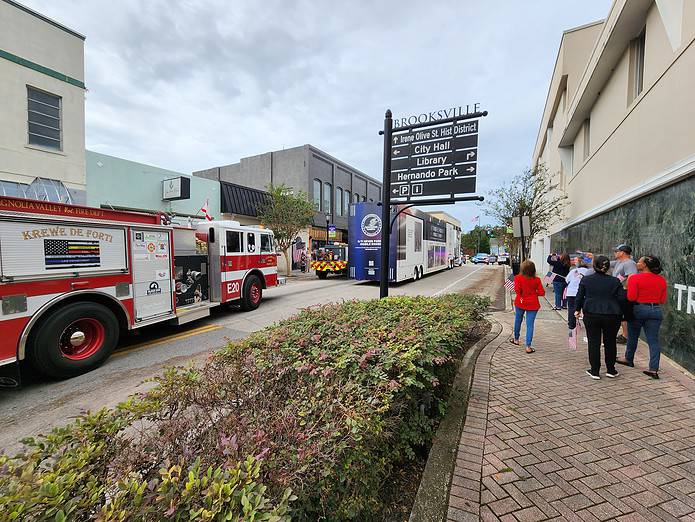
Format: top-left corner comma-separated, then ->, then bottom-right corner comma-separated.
325,214 -> 331,246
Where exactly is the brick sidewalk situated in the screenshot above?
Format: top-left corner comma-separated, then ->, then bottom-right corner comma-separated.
446,300 -> 695,522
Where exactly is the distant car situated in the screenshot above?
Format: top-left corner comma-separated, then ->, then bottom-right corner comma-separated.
487,254 -> 498,265
472,253 -> 489,264
497,253 -> 510,265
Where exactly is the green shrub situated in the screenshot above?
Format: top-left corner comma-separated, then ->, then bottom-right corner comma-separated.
0,294 -> 488,521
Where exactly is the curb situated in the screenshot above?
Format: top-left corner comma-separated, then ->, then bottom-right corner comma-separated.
409,318 -> 503,522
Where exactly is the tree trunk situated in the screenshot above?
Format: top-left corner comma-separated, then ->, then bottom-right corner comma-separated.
284,247 -> 292,276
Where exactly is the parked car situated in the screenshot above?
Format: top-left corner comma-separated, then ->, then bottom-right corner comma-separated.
497,253 -> 510,265
487,254 -> 498,264
472,253 -> 489,264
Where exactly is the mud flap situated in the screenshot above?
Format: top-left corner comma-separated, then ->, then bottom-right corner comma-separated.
0,361 -> 21,388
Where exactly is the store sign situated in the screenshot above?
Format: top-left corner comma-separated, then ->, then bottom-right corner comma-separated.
162,177 -> 191,201
328,224 -> 337,239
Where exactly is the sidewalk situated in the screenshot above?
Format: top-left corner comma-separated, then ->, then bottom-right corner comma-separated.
446,297 -> 695,521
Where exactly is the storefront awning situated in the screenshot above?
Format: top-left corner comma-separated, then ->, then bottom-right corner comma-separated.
220,182 -> 271,217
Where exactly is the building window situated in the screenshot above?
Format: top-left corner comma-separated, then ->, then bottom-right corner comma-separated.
27,86 -> 61,150
583,119 -> 590,161
336,187 -> 343,216
323,182 -> 332,215
312,179 -> 322,211
344,190 -> 351,211
630,30 -> 646,102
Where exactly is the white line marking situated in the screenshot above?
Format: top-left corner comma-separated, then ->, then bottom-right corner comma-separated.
432,266 -> 485,296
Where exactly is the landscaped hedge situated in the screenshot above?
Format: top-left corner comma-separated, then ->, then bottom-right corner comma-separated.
0,294 -> 489,521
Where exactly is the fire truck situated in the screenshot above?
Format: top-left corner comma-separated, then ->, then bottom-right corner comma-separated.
0,196 -> 280,384
310,243 -> 348,279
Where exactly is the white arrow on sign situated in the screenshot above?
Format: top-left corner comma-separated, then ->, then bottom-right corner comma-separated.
466,151 -> 476,160
393,137 -> 398,144
392,188 -> 399,194
466,166 -> 475,172
393,149 -> 401,155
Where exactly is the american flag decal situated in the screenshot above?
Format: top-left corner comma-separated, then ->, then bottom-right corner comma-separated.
44,239 -> 101,269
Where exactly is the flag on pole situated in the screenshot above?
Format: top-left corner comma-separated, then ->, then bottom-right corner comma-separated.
504,274 -> 515,292
471,215 -> 480,224
568,319 -> 582,350
543,271 -> 556,285
200,199 -> 213,221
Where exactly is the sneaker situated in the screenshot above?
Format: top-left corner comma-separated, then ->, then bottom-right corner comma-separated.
616,358 -> 634,367
586,370 -> 600,380
616,335 -> 628,344
606,369 -> 619,378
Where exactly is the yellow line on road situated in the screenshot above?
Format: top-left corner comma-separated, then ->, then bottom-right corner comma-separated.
112,324 -> 223,358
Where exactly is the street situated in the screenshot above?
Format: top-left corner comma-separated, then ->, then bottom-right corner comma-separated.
0,264 -> 505,454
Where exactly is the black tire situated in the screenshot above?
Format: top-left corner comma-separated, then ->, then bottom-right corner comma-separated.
413,267 -> 419,281
419,266 -> 424,279
28,302 -> 119,379
317,271 -> 328,280
240,275 -> 263,311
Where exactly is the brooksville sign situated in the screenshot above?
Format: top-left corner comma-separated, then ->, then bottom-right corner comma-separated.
393,103 -> 481,129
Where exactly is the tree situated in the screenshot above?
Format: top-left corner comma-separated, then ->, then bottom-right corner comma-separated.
460,226 -> 490,254
483,164 -> 568,259
256,184 -> 315,275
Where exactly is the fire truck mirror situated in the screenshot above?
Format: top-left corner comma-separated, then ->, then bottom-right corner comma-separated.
208,227 -> 215,243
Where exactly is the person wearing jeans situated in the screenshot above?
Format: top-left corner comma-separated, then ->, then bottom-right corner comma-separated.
618,256 -> 667,379
511,260 -> 545,353
574,255 -> 626,379
547,253 -> 571,309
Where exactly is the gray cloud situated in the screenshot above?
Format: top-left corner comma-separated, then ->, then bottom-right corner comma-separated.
23,0 -> 611,229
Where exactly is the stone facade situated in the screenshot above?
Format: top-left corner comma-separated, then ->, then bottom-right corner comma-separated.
551,174 -> 695,371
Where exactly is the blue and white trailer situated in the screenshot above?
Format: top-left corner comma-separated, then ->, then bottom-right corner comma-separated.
348,202 -> 459,283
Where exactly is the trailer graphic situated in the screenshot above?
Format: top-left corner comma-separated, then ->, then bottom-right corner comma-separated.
348,202 -> 460,283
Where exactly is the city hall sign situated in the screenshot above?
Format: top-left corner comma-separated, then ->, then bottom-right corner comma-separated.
393,103 -> 481,128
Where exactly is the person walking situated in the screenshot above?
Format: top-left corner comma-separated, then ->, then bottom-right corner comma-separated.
547,252 -> 571,310
511,260 -> 545,354
617,255 -> 667,379
574,255 -> 626,379
612,244 -> 638,344
565,258 -> 590,331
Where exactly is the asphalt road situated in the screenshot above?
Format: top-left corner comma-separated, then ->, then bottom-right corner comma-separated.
0,263 -> 505,454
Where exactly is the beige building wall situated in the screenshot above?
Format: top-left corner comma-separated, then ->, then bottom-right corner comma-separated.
0,0 -> 86,194
530,0 -> 695,266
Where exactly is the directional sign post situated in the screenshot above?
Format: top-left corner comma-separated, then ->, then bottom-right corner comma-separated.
378,108 -> 488,298
390,118 -> 482,203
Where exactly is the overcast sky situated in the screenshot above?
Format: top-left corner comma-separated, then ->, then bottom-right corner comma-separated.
25,0 -> 611,230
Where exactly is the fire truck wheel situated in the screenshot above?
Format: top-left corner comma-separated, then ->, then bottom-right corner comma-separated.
240,275 -> 263,311
28,302 -> 119,379
317,271 -> 328,280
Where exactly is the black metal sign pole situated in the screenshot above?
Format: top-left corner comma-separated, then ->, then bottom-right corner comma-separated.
380,109 -> 393,298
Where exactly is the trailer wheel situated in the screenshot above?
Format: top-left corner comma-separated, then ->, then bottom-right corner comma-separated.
317,271 -> 328,280
241,275 -> 263,311
413,267 -> 419,281
419,266 -> 424,279
28,302 -> 119,379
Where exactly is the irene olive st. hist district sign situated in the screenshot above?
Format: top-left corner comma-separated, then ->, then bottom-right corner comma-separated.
390,118 -> 480,202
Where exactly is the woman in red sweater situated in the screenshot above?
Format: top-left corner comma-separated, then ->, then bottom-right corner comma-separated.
511,260 -> 545,353
617,256 -> 667,379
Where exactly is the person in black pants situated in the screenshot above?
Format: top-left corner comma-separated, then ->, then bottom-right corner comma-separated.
574,255 -> 626,380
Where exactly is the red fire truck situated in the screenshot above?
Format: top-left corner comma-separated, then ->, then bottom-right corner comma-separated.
0,196 -> 280,384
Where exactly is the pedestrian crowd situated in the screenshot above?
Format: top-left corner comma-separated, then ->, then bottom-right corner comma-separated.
510,243 -> 667,380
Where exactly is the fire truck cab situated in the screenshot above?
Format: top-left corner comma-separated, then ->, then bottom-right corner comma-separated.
0,197 -> 279,383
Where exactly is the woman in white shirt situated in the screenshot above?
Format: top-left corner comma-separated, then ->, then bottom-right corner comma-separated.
566,258 -> 591,330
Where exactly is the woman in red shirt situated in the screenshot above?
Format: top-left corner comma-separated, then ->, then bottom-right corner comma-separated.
511,260 -> 545,353
617,256 -> 667,379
